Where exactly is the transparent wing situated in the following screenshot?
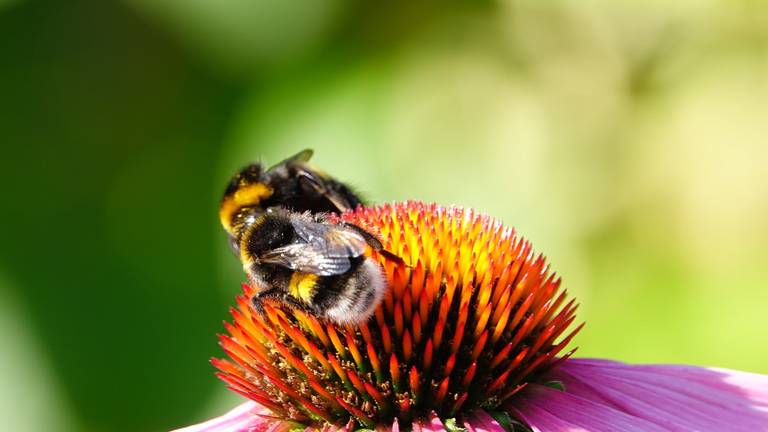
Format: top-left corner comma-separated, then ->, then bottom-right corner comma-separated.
296,168 -> 355,212
259,243 -> 353,276
292,221 -> 368,257
258,221 -> 368,276
267,148 -> 313,170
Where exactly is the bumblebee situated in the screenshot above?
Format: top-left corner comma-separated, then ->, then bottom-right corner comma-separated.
219,149 -> 363,251
238,208 -> 388,324
219,150 -> 394,324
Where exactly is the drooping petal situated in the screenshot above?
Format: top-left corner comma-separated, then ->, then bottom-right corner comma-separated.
509,358 -> 768,431
171,401 -> 279,432
511,385 -> 669,432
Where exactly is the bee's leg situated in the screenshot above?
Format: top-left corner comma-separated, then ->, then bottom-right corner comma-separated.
312,212 -> 332,223
252,288 -> 317,318
250,292 -> 269,320
282,295 -> 318,316
339,222 -> 384,249
341,221 -> 406,265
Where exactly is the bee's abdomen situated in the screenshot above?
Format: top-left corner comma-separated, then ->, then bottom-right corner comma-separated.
219,182 -> 273,236
314,258 -> 386,324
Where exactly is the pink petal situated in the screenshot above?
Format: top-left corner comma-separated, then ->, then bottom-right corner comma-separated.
463,410 -> 507,432
391,418 -> 401,432
509,358 -> 768,431
510,385 -> 669,431
170,401 -> 280,432
412,412 -> 447,432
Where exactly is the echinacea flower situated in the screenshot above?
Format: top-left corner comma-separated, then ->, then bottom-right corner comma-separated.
174,201 -> 768,431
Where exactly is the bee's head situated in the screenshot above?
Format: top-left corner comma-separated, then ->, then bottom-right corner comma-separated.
239,210 -> 295,264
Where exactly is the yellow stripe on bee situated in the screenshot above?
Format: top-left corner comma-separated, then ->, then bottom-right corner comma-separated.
238,213 -> 267,265
219,183 -> 274,233
288,272 -> 319,303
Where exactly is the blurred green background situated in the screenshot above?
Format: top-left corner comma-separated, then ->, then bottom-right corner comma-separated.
1,1 -> 767,431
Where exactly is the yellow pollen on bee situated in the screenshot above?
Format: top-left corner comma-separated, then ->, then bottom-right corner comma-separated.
288,272 -> 319,302
219,183 -> 274,233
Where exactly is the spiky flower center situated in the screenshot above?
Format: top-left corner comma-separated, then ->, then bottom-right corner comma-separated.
215,202 -> 582,428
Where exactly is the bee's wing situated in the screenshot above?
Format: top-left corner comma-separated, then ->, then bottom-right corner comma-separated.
259,243 -> 353,276
295,168 -> 355,212
293,222 -> 368,256
267,149 -> 313,171
260,222 -> 368,276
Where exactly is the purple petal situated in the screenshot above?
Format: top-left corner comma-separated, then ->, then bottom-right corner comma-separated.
509,358 -> 768,431
170,401 -> 279,432
412,412 -> 447,432
463,410 -> 507,432
391,418 -> 401,432
511,385 -> 669,431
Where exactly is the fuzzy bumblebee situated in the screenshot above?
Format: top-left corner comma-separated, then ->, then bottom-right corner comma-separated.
219,150 -> 397,325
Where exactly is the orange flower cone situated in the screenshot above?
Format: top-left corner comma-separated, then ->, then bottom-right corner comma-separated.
174,202 -> 768,432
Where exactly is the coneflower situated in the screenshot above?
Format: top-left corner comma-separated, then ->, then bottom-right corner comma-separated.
174,202 -> 768,431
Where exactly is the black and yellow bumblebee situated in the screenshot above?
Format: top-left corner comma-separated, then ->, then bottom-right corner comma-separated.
237,208 -> 389,323
219,150 -> 393,324
220,149 -> 362,251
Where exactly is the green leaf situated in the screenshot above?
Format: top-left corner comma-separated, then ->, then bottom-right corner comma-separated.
543,380 -> 566,391
488,411 -> 533,432
444,418 -> 468,432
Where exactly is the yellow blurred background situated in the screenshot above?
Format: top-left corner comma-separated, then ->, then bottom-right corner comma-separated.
0,1 -> 766,431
